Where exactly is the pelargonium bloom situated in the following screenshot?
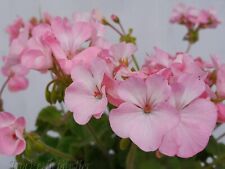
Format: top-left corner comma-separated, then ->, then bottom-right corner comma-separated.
2,24 -> 30,92
0,112 -> 26,156
198,9 -> 221,29
110,42 -> 137,67
47,16 -> 94,74
65,58 -> 110,125
6,17 -> 24,43
211,56 -> 225,98
170,3 -> 220,29
159,74 -> 217,158
7,75 -> 29,92
109,75 -> 179,151
21,24 -> 53,71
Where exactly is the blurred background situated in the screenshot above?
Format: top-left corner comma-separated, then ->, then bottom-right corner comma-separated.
0,0 -> 225,168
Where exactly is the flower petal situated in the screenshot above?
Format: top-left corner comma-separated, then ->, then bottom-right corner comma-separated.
159,99 -> 217,158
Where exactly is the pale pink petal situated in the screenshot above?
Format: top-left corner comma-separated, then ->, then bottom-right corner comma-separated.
71,22 -> 92,50
117,77 -> 146,107
65,82 -> 107,125
70,65 -> 96,92
173,74 -> 205,108
0,128 -> 26,156
109,103 -> 143,138
146,75 -> 171,105
160,99 -> 217,158
0,112 -> 15,128
21,49 -> 52,70
72,47 -> 101,65
8,76 -> 29,92
110,103 -> 178,151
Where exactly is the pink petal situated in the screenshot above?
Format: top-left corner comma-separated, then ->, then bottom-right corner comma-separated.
110,42 -> 137,62
8,76 -> 29,92
0,127 -> 26,156
70,64 -> 96,92
173,74 -> 205,108
0,112 -> 15,128
72,47 -> 101,65
145,75 -> 171,105
159,99 -> 217,158
65,82 -> 107,125
21,49 -> 52,70
109,103 -> 179,151
117,77 -> 146,107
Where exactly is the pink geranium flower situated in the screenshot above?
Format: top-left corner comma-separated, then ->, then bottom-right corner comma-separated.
109,75 -> 179,151
2,23 -> 30,92
46,16 -> 94,74
6,18 -> 24,43
65,58 -> 110,125
211,56 -> 225,98
110,42 -> 137,67
0,112 -> 26,156
159,74 -> 217,158
21,24 -> 53,71
7,75 -> 29,92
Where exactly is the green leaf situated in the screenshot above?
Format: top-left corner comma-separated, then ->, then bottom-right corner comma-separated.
36,106 -> 62,133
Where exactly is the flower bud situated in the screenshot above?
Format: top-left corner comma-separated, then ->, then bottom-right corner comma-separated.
111,14 -> 120,23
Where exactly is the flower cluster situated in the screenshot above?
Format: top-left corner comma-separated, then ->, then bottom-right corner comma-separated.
170,3 -> 221,45
170,3 -> 220,29
0,4 -> 223,163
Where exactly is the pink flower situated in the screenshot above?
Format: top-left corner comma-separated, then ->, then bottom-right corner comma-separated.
109,75 -> 179,151
6,18 -> 24,43
211,56 -> 225,98
170,3 -> 199,29
110,42 -> 137,67
0,112 -> 26,156
47,16 -> 94,74
198,9 -> 221,28
2,24 -> 30,92
170,3 -> 220,29
142,47 -> 173,75
21,24 -> 53,71
73,9 -> 105,39
8,75 -> 29,92
159,74 -> 217,158
65,58 -> 110,125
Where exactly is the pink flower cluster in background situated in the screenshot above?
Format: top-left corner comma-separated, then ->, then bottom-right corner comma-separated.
0,4 -> 223,159
170,3 -> 220,29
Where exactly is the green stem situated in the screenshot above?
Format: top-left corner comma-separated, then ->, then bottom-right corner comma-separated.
0,75 -> 12,98
86,123 -> 108,156
118,22 -> 126,35
107,23 -> 123,36
217,132 -> 225,141
126,143 -> 137,169
131,55 -> 140,70
185,43 -> 192,53
27,133 -> 74,160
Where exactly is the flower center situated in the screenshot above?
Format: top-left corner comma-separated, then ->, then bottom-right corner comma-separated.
67,51 -> 74,60
119,58 -> 129,67
12,133 -> 18,140
144,104 -> 152,114
94,87 -> 102,99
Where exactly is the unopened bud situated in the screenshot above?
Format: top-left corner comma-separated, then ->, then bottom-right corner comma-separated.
101,18 -> 109,25
111,14 -> 120,23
